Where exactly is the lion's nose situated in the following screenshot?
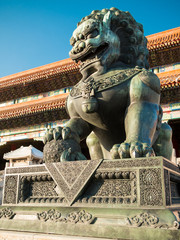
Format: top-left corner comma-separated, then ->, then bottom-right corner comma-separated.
73,41 -> 86,54
78,41 -> 85,51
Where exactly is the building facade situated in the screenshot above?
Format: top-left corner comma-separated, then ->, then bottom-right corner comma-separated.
0,27 -> 179,170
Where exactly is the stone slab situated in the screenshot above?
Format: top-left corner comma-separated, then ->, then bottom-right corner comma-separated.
0,217 -> 179,240
0,231 -> 111,240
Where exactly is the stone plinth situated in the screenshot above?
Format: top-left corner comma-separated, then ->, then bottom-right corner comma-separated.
2,157 -> 180,207
0,157 -> 180,239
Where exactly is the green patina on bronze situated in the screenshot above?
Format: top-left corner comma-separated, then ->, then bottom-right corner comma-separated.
43,7 -> 172,162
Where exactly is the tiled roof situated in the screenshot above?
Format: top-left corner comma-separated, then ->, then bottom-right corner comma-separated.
0,58 -> 79,89
147,27 -> 180,67
157,69 -> 180,89
0,60 -> 81,102
0,93 -> 68,120
147,27 -> 180,51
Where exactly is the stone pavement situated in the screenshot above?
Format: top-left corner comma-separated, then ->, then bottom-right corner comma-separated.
0,231 -> 113,240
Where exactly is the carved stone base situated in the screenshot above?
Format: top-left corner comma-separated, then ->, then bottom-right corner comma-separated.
1,157 -> 180,239
2,157 -> 180,208
0,206 -> 179,239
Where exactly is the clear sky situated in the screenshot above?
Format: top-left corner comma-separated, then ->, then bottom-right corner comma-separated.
0,0 -> 179,78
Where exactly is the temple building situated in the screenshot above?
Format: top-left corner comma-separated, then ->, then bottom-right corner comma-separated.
0,27 -> 179,170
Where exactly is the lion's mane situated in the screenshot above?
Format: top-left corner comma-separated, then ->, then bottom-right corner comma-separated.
78,7 -> 149,69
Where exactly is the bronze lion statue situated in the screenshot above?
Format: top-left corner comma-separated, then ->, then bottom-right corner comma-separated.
43,8 -> 172,161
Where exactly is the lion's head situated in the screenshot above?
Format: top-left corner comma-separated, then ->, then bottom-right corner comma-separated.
69,7 -> 149,77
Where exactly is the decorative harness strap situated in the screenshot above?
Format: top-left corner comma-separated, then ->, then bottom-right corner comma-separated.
70,67 -> 143,99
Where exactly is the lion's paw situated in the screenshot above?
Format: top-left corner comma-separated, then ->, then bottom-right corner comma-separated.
110,142 -> 155,159
43,127 -> 85,162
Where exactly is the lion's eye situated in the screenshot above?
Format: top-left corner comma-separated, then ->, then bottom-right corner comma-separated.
87,29 -> 99,39
70,37 -> 76,46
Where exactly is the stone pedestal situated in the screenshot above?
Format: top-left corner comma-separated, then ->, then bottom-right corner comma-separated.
0,157 -> 180,239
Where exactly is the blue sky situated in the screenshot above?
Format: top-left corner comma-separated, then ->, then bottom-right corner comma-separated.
0,0 -> 179,78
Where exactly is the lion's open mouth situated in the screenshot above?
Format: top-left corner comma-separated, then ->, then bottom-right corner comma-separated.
80,43 -> 109,69
81,43 -> 108,61
77,42 -> 109,70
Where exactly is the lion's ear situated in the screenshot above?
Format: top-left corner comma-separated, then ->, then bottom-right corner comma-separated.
103,11 -> 112,29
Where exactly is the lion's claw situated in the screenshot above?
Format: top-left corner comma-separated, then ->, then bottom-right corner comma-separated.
43,128 -> 54,144
43,127 -> 63,144
118,142 -> 130,158
129,142 -> 143,158
111,141 -> 155,159
53,126 -> 63,141
43,126 -> 80,144
110,144 -> 120,159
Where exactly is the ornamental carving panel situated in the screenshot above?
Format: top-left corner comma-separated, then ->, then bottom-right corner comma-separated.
0,208 -> 16,219
79,170 -> 137,204
127,212 -> 159,227
37,209 -> 94,224
45,160 -> 102,205
139,168 -> 163,206
55,161 -> 89,187
95,179 -> 131,197
19,174 -> 58,203
31,181 -> 57,197
3,175 -> 18,204
127,212 -> 180,229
